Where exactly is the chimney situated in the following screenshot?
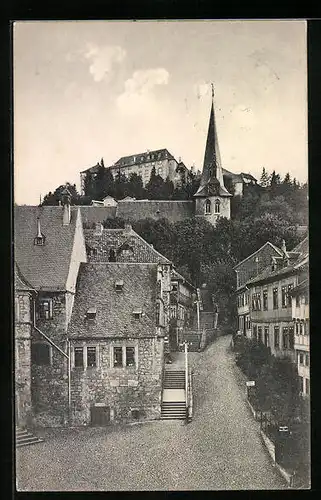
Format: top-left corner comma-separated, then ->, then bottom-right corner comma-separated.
36,217 -> 42,237
61,187 -> 71,225
281,239 -> 287,256
271,256 -> 277,272
94,222 -> 103,236
178,156 -> 181,163
124,223 -> 132,233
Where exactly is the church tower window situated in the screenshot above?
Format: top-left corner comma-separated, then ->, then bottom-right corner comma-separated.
205,199 -> 211,214
214,199 -> 220,214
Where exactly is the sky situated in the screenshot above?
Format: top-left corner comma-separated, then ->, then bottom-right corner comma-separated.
14,20 -> 307,205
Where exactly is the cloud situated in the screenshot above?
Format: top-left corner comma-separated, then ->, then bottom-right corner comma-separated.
83,43 -> 126,82
117,68 -> 169,114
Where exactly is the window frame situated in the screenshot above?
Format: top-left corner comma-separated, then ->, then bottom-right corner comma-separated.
38,297 -> 53,320
274,326 -> 280,349
263,289 -> 268,311
112,344 -> 138,369
205,199 -> 211,214
273,287 -> 279,310
214,199 -> 220,214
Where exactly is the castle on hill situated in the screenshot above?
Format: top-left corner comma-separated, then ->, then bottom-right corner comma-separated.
79,89 -> 257,227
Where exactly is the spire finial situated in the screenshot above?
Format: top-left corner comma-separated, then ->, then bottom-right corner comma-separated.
211,83 -> 214,99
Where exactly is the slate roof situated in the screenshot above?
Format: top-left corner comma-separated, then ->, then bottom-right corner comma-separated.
114,148 -> 174,168
68,263 -> 158,339
246,237 -> 309,286
14,206 -> 79,291
233,242 -> 283,270
222,168 -> 243,183
84,226 -> 171,264
14,261 -> 36,292
116,200 -> 195,223
80,163 -> 101,175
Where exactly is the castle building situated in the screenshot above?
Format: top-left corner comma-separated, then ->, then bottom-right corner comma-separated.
194,87 -> 232,225
80,148 -> 189,194
78,90 -> 257,227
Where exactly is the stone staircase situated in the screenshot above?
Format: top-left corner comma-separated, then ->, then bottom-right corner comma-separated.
16,427 -> 44,448
161,370 -> 187,420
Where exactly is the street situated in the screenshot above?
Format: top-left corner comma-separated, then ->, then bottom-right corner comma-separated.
16,335 -> 286,491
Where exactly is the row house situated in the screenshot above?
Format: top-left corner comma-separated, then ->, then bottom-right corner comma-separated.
234,242 -> 284,337
14,191 -> 87,427
290,259 -> 309,397
240,238 -> 309,362
169,269 -> 197,350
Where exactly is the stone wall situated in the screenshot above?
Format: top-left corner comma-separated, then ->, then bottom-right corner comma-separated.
195,196 -> 231,226
32,291 -> 69,427
70,337 -> 164,426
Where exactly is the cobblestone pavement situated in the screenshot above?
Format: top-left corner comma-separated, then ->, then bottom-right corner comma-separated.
16,335 -> 286,491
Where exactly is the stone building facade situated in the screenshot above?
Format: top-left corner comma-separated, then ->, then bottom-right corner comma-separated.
14,194 -> 87,427
68,263 -> 165,425
169,269 -> 196,350
14,263 -> 36,428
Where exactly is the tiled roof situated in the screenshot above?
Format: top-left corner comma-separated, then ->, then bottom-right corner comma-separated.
84,226 -> 171,264
222,168 -> 243,182
290,278 -> 309,295
68,263 -> 158,339
14,206 -> 79,291
114,148 -> 174,168
171,269 -> 196,291
116,200 -> 194,223
241,172 -> 257,182
79,206 -> 117,225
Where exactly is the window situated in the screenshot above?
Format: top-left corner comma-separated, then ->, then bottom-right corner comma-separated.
31,343 -> 51,366
87,347 -> 97,368
264,327 -> 269,347
257,293 -> 261,311
126,347 -> 135,367
158,167 -> 163,176
171,282 -> 178,292
245,292 -> 249,306
170,305 -> 177,319
299,322 -> 303,335
38,298 -> 53,320
214,199 -> 220,214
295,321 -> 299,335
305,378 -> 310,396
205,199 -> 211,214
281,286 -> 287,308
258,327 -> 262,343
299,351 -> 304,365
274,327 -> 280,349
132,310 -> 142,320
282,327 -> 289,348
115,280 -> 124,292
109,249 -> 116,262
296,295 -> 300,308
86,308 -> 96,320
253,325 -> 257,340
287,284 -> 293,307
299,376 -> 304,394
34,235 -> 45,246
113,347 -> 123,367
246,315 -> 251,330
305,353 -> 309,367
273,288 -> 278,309
289,326 -> 294,349
74,347 -> 84,368
263,290 -> 268,310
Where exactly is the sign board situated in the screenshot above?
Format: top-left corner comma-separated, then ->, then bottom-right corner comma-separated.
246,381 -> 255,387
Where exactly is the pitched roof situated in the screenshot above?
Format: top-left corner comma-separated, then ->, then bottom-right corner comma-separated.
80,163 -> 101,175
113,148 -> 174,168
68,263 -> 158,339
233,241 -> 283,270
222,168 -> 243,182
171,268 -> 196,291
246,237 -> 309,286
84,226 -> 171,264
241,172 -> 257,182
14,206 -> 79,291
14,261 -> 36,292
116,200 -> 194,223
194,99 -> 231,198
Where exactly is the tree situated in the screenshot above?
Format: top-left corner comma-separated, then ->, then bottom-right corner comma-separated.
259,167 -> 270,188
127,172 -> 146,199
42,182 -> 80,206
145,167 -> 166,199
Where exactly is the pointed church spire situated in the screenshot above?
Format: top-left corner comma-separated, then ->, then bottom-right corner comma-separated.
194,85 -> 231,198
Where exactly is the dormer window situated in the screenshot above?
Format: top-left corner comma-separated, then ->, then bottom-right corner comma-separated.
171,282 -> 178,292
38,298 -> 53,320
86,308 -> 96,320
109,249 -> 116,262
132,310 -> 142,320
115,280 -> 124,292
205,199 -> 211,214
34,235 -> 45,246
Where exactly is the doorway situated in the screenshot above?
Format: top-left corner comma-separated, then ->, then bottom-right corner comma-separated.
90,405 -> 110,426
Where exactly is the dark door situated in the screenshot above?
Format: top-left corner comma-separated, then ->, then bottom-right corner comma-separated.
91,406 -> 110,426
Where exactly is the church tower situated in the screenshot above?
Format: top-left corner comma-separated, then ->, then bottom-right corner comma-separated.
194,85 -> 232,226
